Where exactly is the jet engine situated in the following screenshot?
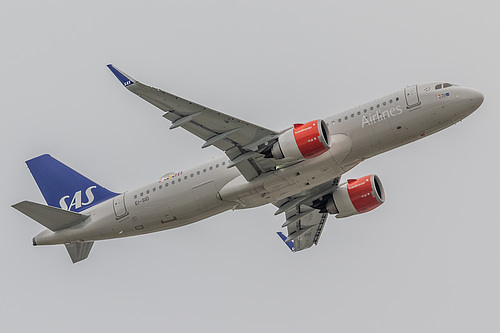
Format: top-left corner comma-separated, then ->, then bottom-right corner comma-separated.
325,175 -> 385,218
268,120 -> 331,161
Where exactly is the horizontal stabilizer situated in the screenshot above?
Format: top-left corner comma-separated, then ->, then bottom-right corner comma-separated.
65,242 -> 94,263
12,201 -> 89,232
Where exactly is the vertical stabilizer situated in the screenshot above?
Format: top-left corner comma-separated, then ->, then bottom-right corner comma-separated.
26,154 -> 118,212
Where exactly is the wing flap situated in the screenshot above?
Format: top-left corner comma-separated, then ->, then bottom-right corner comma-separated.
284,207 -> 329,251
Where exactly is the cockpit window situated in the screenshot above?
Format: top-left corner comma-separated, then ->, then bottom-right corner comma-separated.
436,83 -> 454,90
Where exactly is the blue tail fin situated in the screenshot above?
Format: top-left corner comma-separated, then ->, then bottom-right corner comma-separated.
26,154 -> 118,212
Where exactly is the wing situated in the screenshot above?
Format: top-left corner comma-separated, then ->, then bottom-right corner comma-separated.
274,177 -> 340,252
107,64 -> 281,181
278,209 -> 329,252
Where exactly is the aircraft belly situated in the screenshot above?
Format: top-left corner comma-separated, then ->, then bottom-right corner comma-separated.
261,148 -> 346,203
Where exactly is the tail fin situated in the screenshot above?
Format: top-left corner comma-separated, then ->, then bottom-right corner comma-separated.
26,154 -> 118,212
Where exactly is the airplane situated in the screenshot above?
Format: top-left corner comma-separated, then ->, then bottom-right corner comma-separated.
12,65 -> 484,263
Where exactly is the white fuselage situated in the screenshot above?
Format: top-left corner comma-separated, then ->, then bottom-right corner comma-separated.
34,83 -> 483,245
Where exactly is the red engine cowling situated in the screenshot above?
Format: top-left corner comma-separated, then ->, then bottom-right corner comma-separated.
270,119 -> 331,161
325,175 -> 385,218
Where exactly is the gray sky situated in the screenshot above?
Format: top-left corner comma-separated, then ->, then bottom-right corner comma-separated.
2,1 -> 499,332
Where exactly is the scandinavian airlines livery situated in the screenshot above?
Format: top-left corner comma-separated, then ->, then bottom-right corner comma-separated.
12,65 -> 484,263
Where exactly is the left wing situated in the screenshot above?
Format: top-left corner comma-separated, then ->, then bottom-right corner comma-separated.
107,64 -> 281,181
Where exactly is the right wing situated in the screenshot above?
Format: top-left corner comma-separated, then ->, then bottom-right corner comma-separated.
107,65 -> 283,181
274,177 -> 340,252
278,208 -> 329,252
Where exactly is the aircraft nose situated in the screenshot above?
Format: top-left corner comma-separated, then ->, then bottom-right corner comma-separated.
466,88 -> 484,110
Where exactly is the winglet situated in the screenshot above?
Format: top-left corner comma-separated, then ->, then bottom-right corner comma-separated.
107,64 -> 135,87
277,232 -> 295,252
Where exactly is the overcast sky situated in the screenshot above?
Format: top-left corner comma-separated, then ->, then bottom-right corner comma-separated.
1,1 -> 499,332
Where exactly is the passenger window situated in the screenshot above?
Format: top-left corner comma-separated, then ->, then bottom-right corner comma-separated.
389,99 -> 393,103
344,116 -> 348,120
370,107 -> 374,111
216,164 -> 219,168
222,162 -> 226,166
197,171 -> 200,175
184,176 -> 187,180
140,192 -> 143,197
134,195 -> 137,199
383,102 -> 386,106
209,166 -> 213,171
396,97 -> 399,101
203,169 -> 206,173
377,104 -> 380,108
351,114 -> 354,118
159,185 -> 162,189
172,180 -> 175,184
338,118 -> 341,122
146,190 -> 150,194
153,188 -> 156,192
364,109 -> 367,113
435,84 -> 442,90
190,173 -> 194,178
357,111 -> 361,115
178,178 -> 181,183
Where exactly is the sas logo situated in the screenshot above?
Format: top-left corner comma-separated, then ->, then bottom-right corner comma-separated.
59,186 -> 97,211
123,80 -> 133,87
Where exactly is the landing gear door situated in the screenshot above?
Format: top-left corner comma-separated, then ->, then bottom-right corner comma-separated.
113,194 -> 128,219
405,85 -> 421,108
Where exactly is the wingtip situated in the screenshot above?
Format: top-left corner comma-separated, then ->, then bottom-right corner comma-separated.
107,64 -> 134,87
277,232 -> 295,252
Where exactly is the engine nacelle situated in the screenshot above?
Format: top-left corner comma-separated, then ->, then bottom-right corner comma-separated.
270,119 -> 331,161
325,175 -> 385,218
